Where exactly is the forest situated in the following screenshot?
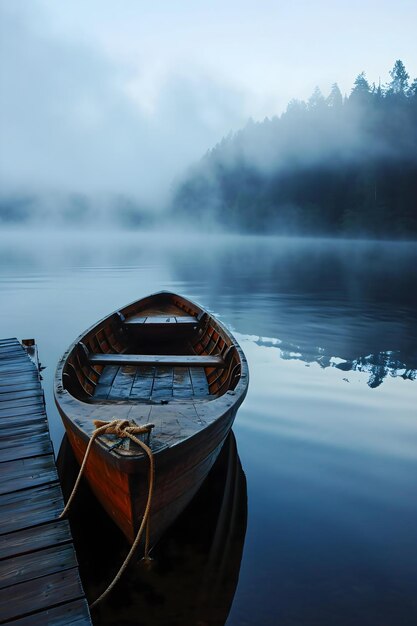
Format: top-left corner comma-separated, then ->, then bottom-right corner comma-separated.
172,61 -> 417,238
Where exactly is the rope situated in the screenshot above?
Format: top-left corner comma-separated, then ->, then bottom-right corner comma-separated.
59,418 -> 155,609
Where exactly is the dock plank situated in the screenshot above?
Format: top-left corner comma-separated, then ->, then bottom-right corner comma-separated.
0,388 -> 45,403
0,483 -> 64,535
0,433 -> 53,463
1,598 -> 91,626
0,521 -> 72,561
0,568 -> 85,623
0,405 -> 46,421
0,396 -> 45,413
0,455 -> 58,495
0,544 -> 78,590
0,380 -> 40,394
0,418 -> 48,438
0,366 -> 35,377
0,339 -> 91,625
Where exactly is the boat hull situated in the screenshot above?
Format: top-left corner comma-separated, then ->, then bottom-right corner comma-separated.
55,291 -> 248,545
61,405 -> 236,544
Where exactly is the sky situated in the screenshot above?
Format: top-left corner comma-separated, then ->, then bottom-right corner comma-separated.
1,0 -> 416,207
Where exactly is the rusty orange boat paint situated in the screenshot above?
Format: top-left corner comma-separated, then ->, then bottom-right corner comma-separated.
54,291 -> 248,545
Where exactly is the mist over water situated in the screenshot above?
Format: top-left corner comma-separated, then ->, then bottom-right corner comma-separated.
2,2 -> 416,236
0,2 -> 248,212
0,229 -> 416,624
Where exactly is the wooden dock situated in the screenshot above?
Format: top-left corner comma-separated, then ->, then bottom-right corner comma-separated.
0,338 -> 91,625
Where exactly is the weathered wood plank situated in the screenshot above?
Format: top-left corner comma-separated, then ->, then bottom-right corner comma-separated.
189,367 -> 210,397
128,315 -> 147,323
0,344 -> 27,353
1,599 -> 91,626
0,361 -> 28,369
0,392 -> 44,407
109,365 -> 136,398
0,373 -> 39,388
0,521 -> 72,560
92,365 -> 118,399
0,364 -> 34,375
151,366 -> 173,400
0,455 -> 58,495
0,340 -> 28,348
175,316 -> 200,323
0,356 -> 32,366
0,434 -> 53,463
0,418 -> 47,438
96,364 -> 118,386
125,314 -> 197,325
92,384 -> 111,400
145,315 -> 176,324
0,338 -> 91,625
173,367 -> 193,398
89,353 -> 225,367
0,483 -> 63,535
0,544 -> 78,590
133,365 -> 155,381
0,353 -> 34,364
0,404 -> 45,421
0,396 -> 44,414
0,389 -> 44,403
0,422 -> 48,443
129,366 -> 155,399
0,380 -> 40,394
0,568 -> 85,623
0,348 -> 33,358
0,349 -> 31,357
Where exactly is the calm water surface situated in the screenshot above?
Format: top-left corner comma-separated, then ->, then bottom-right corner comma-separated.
1,230 -> 416,625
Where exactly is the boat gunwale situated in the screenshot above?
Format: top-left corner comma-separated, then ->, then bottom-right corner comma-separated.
54,291 -> 248,470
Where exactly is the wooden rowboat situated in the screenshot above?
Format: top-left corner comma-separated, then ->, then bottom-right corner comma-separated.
54,291 -> 248,546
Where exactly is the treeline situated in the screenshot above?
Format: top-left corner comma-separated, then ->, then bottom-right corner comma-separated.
172,61 -> 417,237
0,192 -> 153,228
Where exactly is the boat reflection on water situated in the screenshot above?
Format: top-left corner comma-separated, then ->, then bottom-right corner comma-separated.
57,431 -> 247,625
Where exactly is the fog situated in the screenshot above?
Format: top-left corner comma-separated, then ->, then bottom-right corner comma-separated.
172,74 -> 417,237
1,1 -> 416,229
0,2 -> 247,213
1,228 -> 416,387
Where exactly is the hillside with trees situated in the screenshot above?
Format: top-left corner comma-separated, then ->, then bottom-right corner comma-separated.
172,61 -> 417,237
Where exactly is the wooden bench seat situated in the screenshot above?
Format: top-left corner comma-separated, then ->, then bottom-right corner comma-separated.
89,353 -> 225,368
124,315 -> 198,326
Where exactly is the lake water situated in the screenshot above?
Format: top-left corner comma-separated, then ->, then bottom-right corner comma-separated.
1,230 -> 417,625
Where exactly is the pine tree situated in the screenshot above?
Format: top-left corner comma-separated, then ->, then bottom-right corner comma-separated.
286,98 -> 307,116
407,78 -> 417,99
388,60 -> 409,95
326,83 -> 343,108
308,86 -> 326,110
350,72 -> 371,102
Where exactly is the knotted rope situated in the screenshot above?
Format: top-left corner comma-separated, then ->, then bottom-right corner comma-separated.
59,418 -> 155,609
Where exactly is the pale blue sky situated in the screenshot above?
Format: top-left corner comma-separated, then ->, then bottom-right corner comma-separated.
1,0 -> 416,204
